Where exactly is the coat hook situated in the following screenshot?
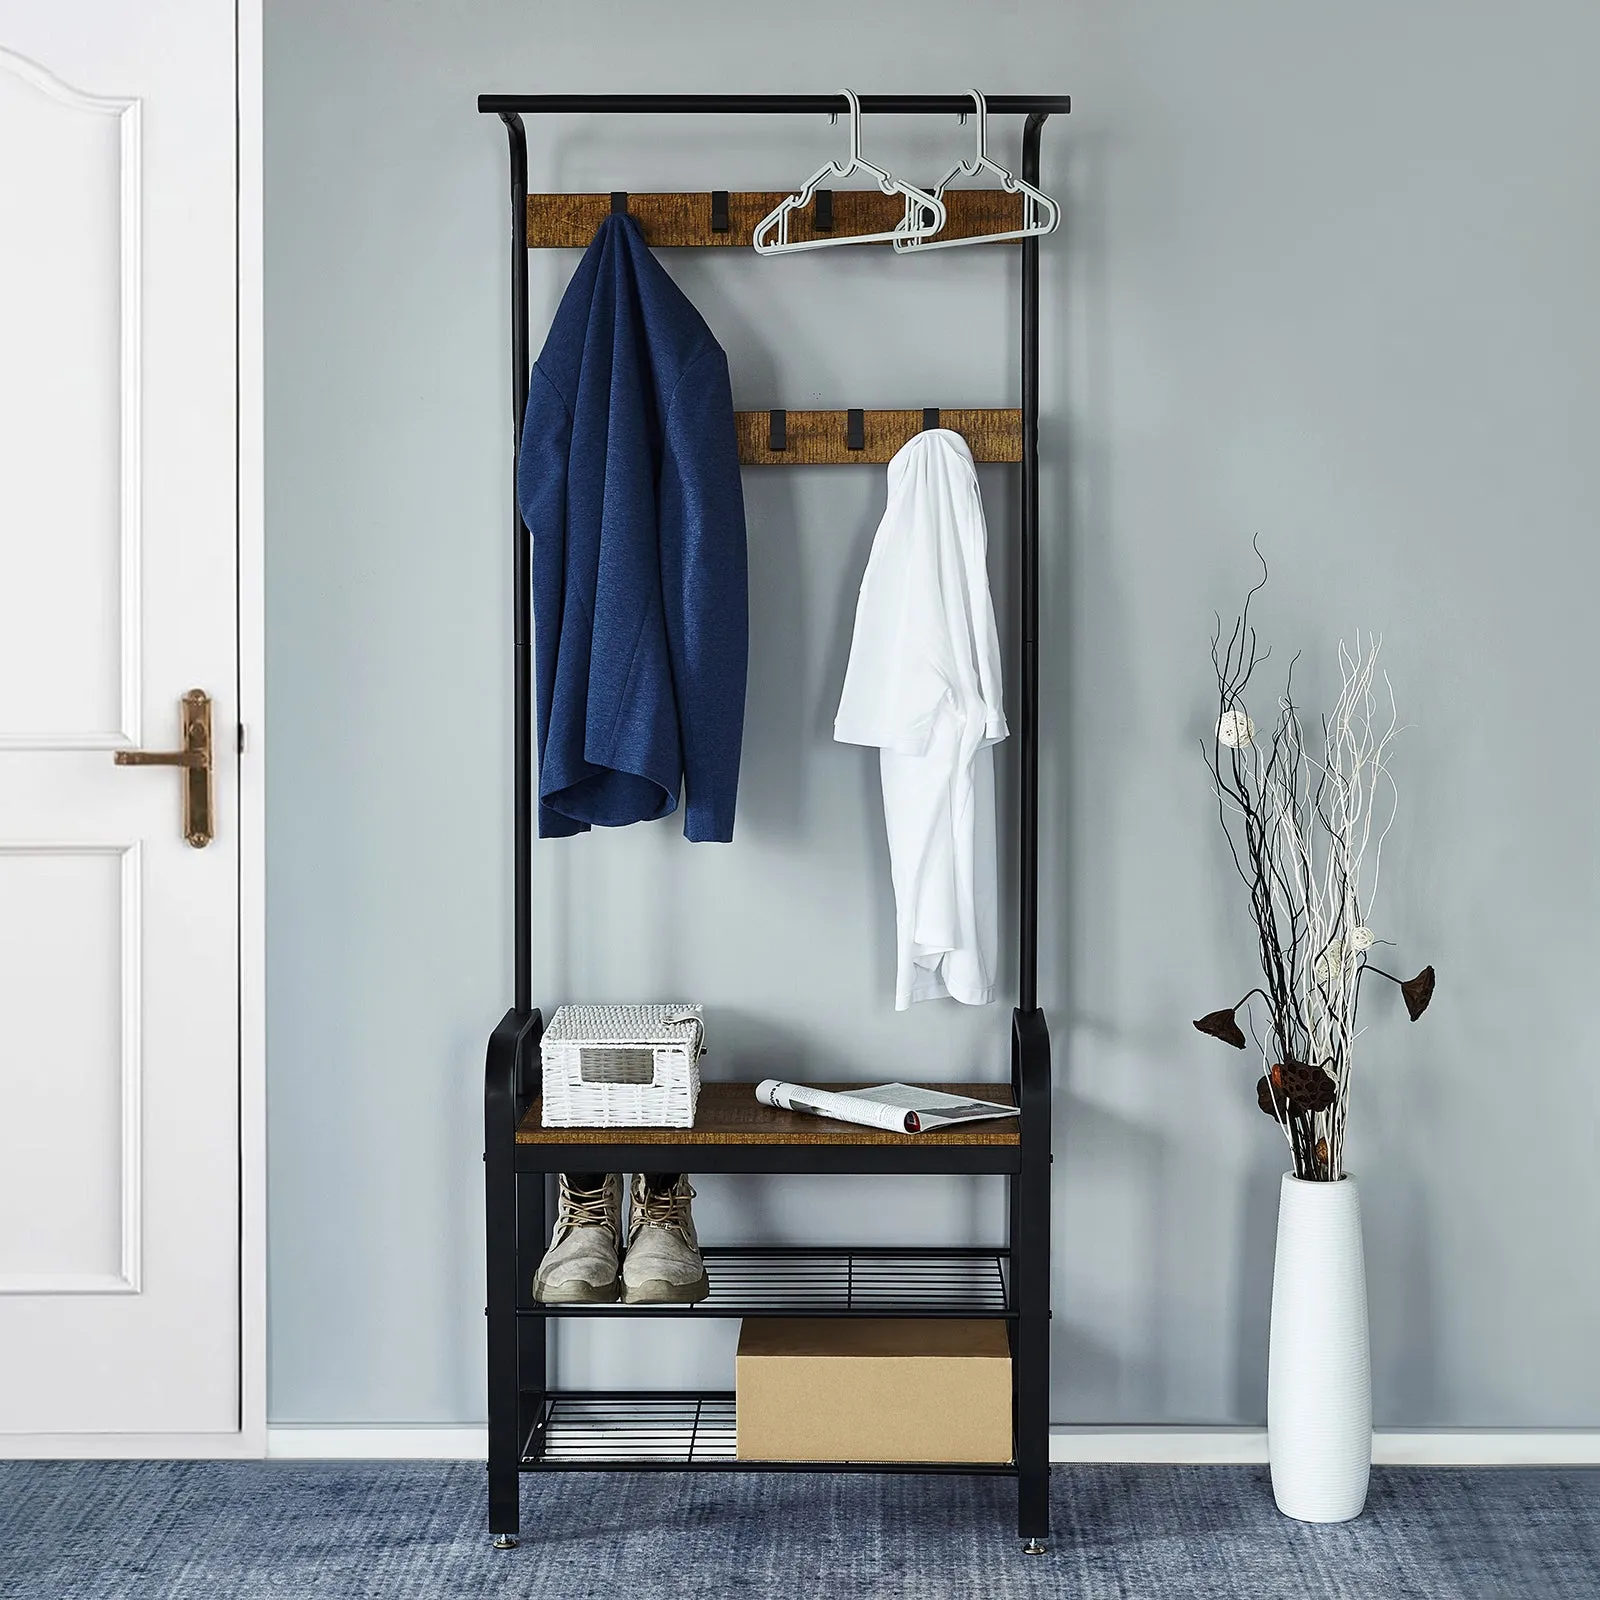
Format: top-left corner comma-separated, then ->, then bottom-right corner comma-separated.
769,409 -> 787,452
847,409 -> 865,451
610,191 -> 628,215
711,190 -> 730,233
922,407 -> 940,432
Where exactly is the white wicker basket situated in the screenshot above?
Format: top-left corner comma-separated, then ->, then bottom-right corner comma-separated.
540,1004 -> 704,1128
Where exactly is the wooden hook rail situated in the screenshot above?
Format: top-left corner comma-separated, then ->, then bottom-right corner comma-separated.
736,408 -> 1021,465
527,189 -> 1025,250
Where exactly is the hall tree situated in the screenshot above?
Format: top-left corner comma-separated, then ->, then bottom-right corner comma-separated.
478,93 -> 1065,1548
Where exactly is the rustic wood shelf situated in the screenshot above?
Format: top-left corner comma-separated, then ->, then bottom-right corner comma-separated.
516,1082 -> 1017,1146
735,409 -> 1021,465
527,189 -> 1025,250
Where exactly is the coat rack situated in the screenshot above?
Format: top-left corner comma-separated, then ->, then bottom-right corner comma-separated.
527,189 -> 1030,463
479,90 -> 1065,1559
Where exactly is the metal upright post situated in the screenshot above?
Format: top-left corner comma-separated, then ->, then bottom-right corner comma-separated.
487,109 -> 534,1550
502,110 -> 533,1016
1019,115 -> 1043,1019
503,103 -> 547,1426
1013,109 -> 1053,1554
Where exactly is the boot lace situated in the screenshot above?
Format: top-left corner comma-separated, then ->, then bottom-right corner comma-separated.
557,1178 -> 615,1240
631,1179 -> 696,1243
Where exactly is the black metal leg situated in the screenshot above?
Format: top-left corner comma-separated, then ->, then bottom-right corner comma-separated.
1014,1008 -> 1052,1548
516,1170 -> 549,1466
487,1009 -> 541,1546
1007,1165 -> 1022,1475
486,1018 -> 521,1545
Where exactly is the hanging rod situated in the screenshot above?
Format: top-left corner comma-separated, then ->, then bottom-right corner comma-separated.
478,94 -> 1070,117
736,409 -> 1020,465
527,189 -> 1024,250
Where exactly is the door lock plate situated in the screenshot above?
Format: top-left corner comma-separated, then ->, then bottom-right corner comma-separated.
114,689 -> 213,847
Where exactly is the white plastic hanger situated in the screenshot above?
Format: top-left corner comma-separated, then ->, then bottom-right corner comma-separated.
892,89 -> 1060,253
753,90 -> 947,255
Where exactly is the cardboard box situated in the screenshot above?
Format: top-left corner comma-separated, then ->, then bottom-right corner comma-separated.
736,1318 -> 1012,1463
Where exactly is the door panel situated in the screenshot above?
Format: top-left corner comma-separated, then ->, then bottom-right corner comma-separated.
0,3 -> 240,1438
0,55 -> 135,745
0,845 -> 136,1292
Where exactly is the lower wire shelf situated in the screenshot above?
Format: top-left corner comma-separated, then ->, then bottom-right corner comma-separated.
519,1391 -> 1018,1475
518,1246 -> 1011,1318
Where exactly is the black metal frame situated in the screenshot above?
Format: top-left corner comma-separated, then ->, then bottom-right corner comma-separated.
480,91 -> 1063,1552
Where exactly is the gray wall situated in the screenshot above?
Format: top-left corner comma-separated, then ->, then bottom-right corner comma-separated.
266,0 -> 1600,1427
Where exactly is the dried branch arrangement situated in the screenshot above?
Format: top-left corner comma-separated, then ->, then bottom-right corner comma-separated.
1195,555 -> 1436,1180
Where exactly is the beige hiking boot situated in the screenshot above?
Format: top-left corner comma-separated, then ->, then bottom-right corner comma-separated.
533,1174 -> 622,1303
622,1175 -> 710,1305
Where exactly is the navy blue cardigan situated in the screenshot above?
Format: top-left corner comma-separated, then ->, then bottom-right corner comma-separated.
517,216 -> 749,841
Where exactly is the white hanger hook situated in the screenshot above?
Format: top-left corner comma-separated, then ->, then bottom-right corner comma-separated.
841,88 -> 863,170
967,88 -> 989,168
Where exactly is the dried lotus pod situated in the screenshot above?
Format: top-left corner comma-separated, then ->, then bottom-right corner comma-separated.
1194,1008 -> 1247,1049
1402,965 -> 1436,1021
1316,1137 -> 1329,1169
1256,1075 -> 1285,1119
1363,962 -> 1438,1020
1275,1058 -> 1337,1113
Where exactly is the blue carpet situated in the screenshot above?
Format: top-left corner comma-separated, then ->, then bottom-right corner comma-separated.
0,1462 -> 1596,1599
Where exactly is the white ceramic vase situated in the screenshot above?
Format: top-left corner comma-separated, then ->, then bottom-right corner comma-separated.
1267,1173 -> 1371,1522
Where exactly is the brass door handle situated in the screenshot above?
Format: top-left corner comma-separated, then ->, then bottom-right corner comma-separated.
114,689 -> 214,847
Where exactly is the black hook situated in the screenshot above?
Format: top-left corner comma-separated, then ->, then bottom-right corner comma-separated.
711,190 -> 730,233
610,191 -> 628,215
814,189 -> 834,233
922,408 -> 941,432
769,409 -> 787,452
847,409 -> 865,451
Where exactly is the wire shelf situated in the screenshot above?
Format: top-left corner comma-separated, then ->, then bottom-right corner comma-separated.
526,1393 -> 737,1467
519,1247 -> 1011,1317
520,1391 -> 1017,1474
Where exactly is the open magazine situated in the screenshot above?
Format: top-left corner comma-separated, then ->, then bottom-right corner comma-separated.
755,1080 -> 1019,1135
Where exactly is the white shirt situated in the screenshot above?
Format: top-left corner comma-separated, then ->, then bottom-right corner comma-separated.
834,430 -> 1008,1009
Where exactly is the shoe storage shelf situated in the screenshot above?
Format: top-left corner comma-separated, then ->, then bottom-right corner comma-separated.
480,92 -> 1065,1554
486,1019 -> 1052,1544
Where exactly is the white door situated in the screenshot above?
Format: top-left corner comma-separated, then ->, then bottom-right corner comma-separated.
0,1 -> 241,1438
